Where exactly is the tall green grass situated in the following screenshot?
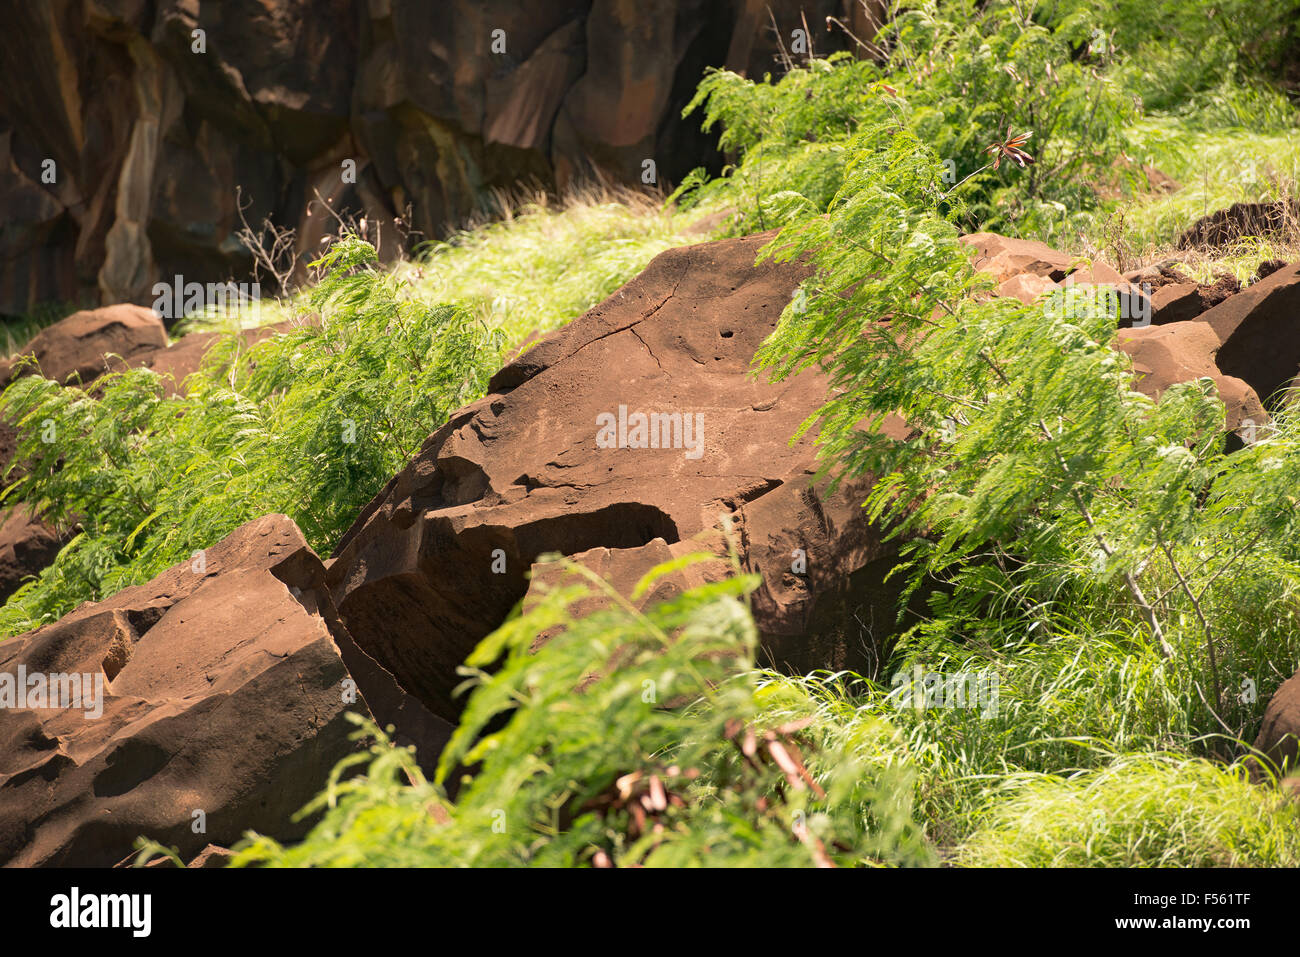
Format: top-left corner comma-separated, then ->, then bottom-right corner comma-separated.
956,755 -> 1300,867
1097,120 -> 1300,260
396,186 -> 698,349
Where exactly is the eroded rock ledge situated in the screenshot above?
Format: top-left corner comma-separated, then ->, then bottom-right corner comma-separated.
0,514 -> 449,867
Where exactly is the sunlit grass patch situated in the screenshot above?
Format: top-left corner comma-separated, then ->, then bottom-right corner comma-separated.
955,754 -> 1300,867
1097,120 -> 1300,258
391,184 -> 703,353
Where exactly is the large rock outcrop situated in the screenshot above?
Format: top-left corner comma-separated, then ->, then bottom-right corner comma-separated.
0,0 -> 884,316
0,304 -> 166,389
1116,261 -> 1300,432
0,513 -> 451,867
325,231 -> 1299,728
1196,261 -> 1300,406
325,230 -> 912,725
961,232 -> 1300,434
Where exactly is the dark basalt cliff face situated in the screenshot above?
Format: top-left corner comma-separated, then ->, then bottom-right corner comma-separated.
0,0 -> 883,317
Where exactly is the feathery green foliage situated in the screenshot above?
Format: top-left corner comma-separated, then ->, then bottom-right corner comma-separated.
676,0 -> 1296,249
676,0 -> 1138,241
0,237 -> 499,632
719,100 -> 1300,848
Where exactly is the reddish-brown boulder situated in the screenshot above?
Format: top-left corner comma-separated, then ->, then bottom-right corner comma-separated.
326,231 -> 911,724
967,233 -> 1284,433
1149,282 -> 1203,325
996,272 -> 1058,304
962,231 -> 1125,287
1119,263 -> 1243,325
1196,261 -> 1300,405
961,232 -> 1075,284
0,514 -> 451,867
0,504 -> 65,604
0,305 -> 166,389
967,232 -> 1148,320
1116,322 -> 1265,432
1254,667 -> 1300,773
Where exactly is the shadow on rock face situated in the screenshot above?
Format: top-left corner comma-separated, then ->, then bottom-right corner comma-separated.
0,514 -> 451,868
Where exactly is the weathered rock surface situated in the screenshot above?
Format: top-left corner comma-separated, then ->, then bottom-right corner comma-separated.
1113,260 -> 1300,429
964,232 -> 1149,320
962,232 -> 1078,284
996,272 -> 1058,304
0,504 -> 66,605
1116,322 -> 1265,432
0,514 -> 450,867
1148,282 -> 1204,325
1120,263 -> 1241,325
2,224 -> 1291,867
961,231 -> 1130,288
1196,261 -> 1300,406
0,0 -> 884,315
965,232 -> 1299,433
0,305 -> 166,389
326,230 -> 912,724
1254,666 -> 1300,773
326,231 -> 1295,728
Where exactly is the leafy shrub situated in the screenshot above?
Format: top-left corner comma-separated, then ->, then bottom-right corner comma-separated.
676,0 -> 1137,241
722,107 -> 1300,852
880,0 -> 1136,235
1104,0 -> 1299,130
660,13 -> 1300,856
